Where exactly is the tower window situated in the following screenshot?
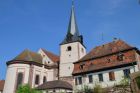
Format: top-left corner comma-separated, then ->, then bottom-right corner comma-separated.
16,72 -> 23,90
67,46 -> 72,51
35,75 -> 40,85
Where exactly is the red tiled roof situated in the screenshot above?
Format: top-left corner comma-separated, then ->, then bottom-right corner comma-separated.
0,80 -> 5,91
78,39 -> 133,62
73,40 -> 138,75
41,49 -> 59,63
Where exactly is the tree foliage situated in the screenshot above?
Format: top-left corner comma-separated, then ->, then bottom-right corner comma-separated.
16,84 -> 42,93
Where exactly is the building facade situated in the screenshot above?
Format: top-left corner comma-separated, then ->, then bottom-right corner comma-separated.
3,49 -> 59,93
73,40 -> 140,89
59,3 -> 86,85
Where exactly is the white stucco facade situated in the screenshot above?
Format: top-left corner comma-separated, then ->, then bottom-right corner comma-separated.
3,64 -> 30,93
60,42 -> 86,77
3,63 -> 57,93
74,64 -> 139,90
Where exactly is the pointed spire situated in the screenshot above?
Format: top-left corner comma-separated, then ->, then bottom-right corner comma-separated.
72,0 -> 74,7
61,0 -> 83,45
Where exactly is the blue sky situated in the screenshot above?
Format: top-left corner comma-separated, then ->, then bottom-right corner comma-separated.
0,0 -> 140,79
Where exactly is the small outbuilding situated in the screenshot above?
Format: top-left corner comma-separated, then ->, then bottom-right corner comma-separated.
36,80 -> 73,93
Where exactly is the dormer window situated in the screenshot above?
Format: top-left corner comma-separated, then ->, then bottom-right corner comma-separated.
107,58 -> 111,63
67,46 -> 72,51
80,64 -> 85,70
117,53 -> 124,61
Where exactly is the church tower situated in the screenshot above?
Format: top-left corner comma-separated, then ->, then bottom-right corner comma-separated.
60,1 -> 86,80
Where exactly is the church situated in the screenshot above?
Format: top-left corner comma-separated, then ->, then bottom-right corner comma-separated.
2,1 -> 140,93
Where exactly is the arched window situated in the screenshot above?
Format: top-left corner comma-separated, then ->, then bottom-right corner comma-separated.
16,72 -> 23,90
67,46 -> 72,51
35,75 -> 40,85
43,76 -> 47,83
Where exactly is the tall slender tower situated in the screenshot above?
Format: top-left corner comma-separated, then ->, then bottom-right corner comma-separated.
59,1 -> 86,83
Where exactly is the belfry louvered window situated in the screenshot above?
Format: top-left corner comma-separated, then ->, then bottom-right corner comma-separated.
67,46 -> 72,51
16,72 -> 23,90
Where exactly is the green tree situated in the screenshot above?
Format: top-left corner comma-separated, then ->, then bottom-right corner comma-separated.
16,84 -> 42,93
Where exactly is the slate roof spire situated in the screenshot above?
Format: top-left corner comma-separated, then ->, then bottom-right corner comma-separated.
61,0 -> 83,45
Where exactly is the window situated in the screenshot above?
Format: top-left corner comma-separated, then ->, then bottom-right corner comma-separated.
98,74 -> 103,82
16,73 -> 23,90
117,53 -> 124,61
75,77 -> 83,85
79,64 -> 85,70
107,58 -> 111,63
35,75 -> 40,85
88,75 -> 93,83
123,69 -> 130,78
109,72 -> 115,81
75,78 -> 78,85
67,46 -> 72,51
43,76 -> 47,83
48,61 -> 50,64
78,77 -> 82,85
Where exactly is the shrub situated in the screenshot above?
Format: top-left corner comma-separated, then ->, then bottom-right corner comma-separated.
119,77 -> 129,86
93,84 -> 103,93
16,84 -> 42,93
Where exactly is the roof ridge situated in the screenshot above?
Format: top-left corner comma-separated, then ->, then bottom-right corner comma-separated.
41,48 -> 59,57
78,39 -> 134,62
41,48 -> 59,63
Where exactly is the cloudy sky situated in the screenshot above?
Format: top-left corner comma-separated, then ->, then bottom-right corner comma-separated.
0,0 -> 140,79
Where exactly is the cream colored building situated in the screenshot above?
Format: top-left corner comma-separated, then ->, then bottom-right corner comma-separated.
3,49 -> 59,93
